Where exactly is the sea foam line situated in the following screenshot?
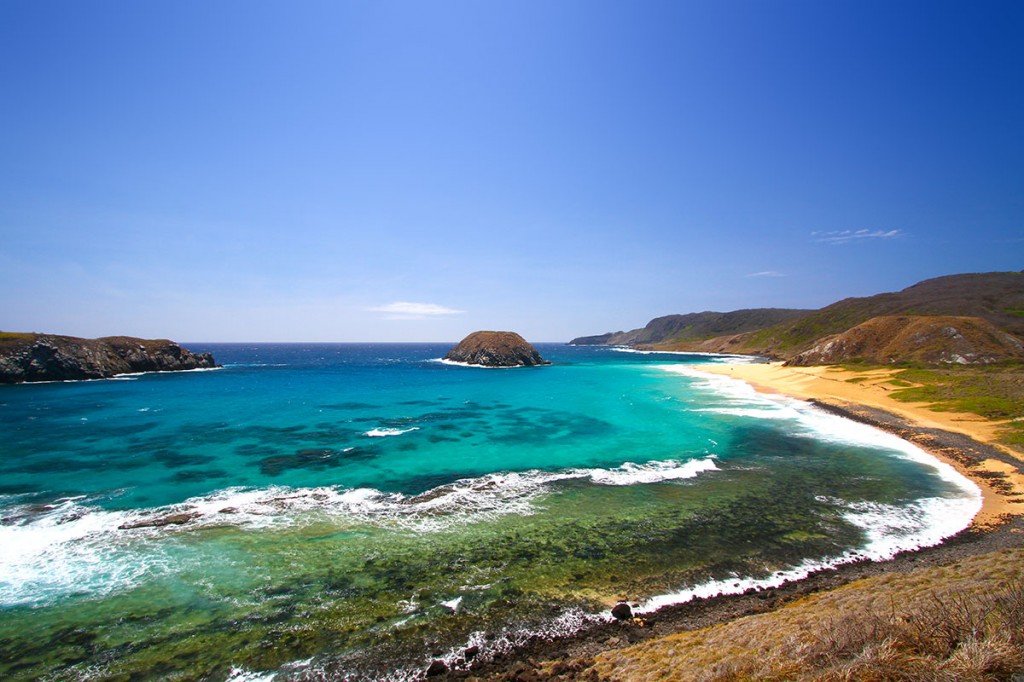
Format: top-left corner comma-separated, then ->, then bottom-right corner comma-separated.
0,458 -> 718,608
609,347 -> 764,363
433,358 -> 526,369
632,363 -> 984,614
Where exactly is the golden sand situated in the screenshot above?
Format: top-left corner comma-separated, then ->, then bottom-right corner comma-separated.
697,362 -> 1024,528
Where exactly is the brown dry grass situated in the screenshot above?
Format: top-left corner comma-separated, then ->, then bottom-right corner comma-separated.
590,548 -> 1024,681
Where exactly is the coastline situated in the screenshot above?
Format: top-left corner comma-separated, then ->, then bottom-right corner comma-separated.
440,361 -> 1024,680
694,361 -> 1024,529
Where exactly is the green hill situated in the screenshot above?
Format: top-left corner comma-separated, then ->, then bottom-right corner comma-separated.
571,272 -> 1024,364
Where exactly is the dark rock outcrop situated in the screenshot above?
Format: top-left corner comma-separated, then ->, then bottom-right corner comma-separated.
0,332 -> 218,384
444,331 -> 550,367
611,602 -> 633,620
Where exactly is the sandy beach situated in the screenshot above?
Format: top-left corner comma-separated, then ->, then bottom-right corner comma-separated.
444,361 -> 1024,680
695,361 -> 1024,528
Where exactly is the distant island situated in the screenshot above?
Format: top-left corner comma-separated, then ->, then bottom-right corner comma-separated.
0,333 -> 218,383
571,271 -> 1024,366
444,331 -> 550,367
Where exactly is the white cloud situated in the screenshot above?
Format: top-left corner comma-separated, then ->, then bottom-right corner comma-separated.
369,301 -> 465,320
812,229 -> 903,245
746,270 -> 785,278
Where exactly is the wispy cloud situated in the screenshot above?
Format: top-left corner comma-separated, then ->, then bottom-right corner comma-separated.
812,229 -> 903,245
369,301 -> 465,320
746,270 -> 785,278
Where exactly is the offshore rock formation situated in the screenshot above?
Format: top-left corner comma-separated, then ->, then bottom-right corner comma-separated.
444,331 -> 550,367
0,332 -> 218,383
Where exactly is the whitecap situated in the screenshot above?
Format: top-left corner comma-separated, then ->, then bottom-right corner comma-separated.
610,347 -> 764,363
636,490 -> 981,614
633,362 -> 985,614
365,427 -> 420,437
0,458 -> 720,607
433,358 -> 526,369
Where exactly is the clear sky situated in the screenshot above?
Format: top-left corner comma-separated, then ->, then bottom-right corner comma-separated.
2,1 -> 1022,342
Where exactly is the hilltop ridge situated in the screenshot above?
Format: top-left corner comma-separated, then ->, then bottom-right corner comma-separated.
571,271 -> 1024,365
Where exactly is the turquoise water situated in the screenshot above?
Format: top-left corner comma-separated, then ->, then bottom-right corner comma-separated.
0,344 -> 980,680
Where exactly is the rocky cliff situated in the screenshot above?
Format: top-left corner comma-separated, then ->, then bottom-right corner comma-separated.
444,331 -> 550,367
0,333 -> 218,383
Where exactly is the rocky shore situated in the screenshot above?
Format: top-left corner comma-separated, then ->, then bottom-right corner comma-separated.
0,332 -> 218,383
427,399 -> 1024,680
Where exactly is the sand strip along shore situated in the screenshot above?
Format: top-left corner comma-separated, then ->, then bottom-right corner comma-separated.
437,360 -> 1024,680
695,361 -> 1024,528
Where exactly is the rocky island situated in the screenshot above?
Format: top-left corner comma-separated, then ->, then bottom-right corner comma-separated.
444,331 -> 550,367
0,332 -> 218,383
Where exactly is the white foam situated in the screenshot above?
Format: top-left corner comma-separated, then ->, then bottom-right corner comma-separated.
662,364 -> 983,495
0,499 -> 162,607
225,667 -> 276,682
637,491 -> 981,614
610,347 -> 763,363
365,427 -> 420,438
0,458 -> 720,607
579,457 -> 718,485
434,358 -> 526,369
633,362 -> 985,614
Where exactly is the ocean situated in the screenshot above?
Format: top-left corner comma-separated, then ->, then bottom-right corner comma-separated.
0,343 -> 981,680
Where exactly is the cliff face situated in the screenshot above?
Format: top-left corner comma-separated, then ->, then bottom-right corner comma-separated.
444,331 -> 550,367
0,333 -> 218,383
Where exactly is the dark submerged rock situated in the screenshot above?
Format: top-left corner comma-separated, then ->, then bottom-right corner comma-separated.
118,512 -> 200,530
425,659 -> 448,676
444,331 -> 550,368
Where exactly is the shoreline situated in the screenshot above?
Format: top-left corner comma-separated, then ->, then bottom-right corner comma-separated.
695,361 -> 1024,529
440,361 -> 1024,680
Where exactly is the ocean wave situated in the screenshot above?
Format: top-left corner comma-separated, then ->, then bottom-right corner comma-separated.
365,427 -> 421,437
637,491 -> 981,614
8,366 -> 225,385
633,362 -> 984,613
432,358 -> 521,369
0,458 -> 718,608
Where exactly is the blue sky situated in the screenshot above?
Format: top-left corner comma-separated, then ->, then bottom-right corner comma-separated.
2,1 -> 1022,342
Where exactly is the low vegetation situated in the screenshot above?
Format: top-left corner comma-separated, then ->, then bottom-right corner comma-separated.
882,362 -> 1024,449
589,549 -> 1024,681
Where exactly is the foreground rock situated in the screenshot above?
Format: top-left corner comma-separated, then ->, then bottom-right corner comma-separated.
444,331 -> 550,367
0,332 -> 218,383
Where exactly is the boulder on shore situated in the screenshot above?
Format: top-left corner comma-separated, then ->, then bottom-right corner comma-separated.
444,331 -> 550,367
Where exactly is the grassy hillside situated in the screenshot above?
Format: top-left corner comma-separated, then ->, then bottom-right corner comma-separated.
730,272 -> 1024,358
589,548 -> 1024,681
601,272 -> 1024,362
569,309 -> 811,346
785,315 -> 1024,366
878,361 -> 1024,450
